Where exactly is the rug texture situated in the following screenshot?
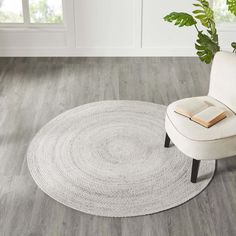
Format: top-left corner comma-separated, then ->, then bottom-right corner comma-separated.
27,100 -> 215,217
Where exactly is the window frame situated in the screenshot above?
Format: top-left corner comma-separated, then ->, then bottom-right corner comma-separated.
0,0 -> 65,28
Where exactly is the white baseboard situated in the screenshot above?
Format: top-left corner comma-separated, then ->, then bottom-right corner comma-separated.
0,46 -> 232,57
0,47 -> 197,57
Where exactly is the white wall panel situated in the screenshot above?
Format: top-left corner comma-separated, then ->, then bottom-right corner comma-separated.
74,0 -> 140,48
142,0 -> 196,50
0,29 -> 66,48
218,27 -> 236,51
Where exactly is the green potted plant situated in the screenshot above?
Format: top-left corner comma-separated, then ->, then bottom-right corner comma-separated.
164,0 -> 236,64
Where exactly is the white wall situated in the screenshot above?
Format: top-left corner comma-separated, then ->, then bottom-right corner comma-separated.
0,0 -> 235,56
142,0 -> 196,55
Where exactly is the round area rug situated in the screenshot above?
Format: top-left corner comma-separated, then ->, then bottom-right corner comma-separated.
27,100 -> 215,217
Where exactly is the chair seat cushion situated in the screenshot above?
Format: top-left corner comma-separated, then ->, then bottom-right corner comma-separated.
165,96 -> 236,160
166,96 -> 236,141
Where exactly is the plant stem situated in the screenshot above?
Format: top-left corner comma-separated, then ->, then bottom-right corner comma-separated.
194,24 -> 200,33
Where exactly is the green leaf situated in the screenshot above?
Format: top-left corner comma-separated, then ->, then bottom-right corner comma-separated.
192,0 -> 214,28
195,32 -> 220,64
192,10 -> 204,14
164,12 -> 197,27
227,0 -> 236,16
193,4 -> 202,7
232,42 -> 236,52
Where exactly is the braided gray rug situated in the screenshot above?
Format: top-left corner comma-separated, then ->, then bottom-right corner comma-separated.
27,100 -> 215,217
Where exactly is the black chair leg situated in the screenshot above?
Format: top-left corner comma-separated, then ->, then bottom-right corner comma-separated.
164,133 -> 170,148
191,159 -> 201,183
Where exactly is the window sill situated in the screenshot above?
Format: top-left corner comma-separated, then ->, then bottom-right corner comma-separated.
0,23 -> 66,31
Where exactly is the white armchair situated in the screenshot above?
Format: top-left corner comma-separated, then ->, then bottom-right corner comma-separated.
165,51 -> 236,183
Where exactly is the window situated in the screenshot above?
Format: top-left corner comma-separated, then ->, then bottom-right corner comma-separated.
0,0 -> 63,24
213,0 -> 236,23
29,0 -> 63,23
0,0 -> 23,23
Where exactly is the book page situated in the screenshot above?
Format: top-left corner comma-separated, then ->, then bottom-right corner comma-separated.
175,99 -> 210,118
192,106 -> 226,123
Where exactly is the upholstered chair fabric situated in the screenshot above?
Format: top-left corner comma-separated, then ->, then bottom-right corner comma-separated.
209,51 -> 236,113
165,51 -> 236,161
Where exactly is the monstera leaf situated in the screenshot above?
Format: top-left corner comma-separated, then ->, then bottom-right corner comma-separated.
163,0 -> 235,63
195,32 -> 220,64
192,0 -> 219,46
164,12 -> 197,27
207,25 -> 218,41
227,0 -> 236,15
193,0 -> 214,28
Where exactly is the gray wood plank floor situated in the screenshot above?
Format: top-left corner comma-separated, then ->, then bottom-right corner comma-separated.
0,57 -> 235,236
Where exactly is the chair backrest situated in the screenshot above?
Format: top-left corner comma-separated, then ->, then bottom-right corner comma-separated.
208,51 -> 236,113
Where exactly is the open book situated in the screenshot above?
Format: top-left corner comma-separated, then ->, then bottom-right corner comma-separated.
175,99 -> 226,128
